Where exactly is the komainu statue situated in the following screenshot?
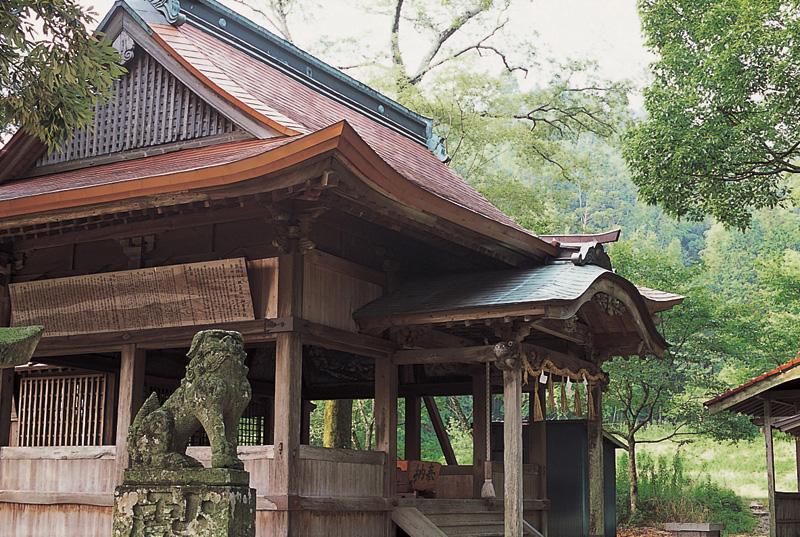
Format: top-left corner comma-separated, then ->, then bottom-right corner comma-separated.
127,329 -> 251,470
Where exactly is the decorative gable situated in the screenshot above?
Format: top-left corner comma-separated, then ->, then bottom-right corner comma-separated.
34,35 -> 243,170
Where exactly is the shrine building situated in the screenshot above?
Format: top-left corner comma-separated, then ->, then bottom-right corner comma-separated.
0,0 -> 683,535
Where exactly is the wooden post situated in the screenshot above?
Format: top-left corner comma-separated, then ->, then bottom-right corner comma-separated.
529,385 -> 548,534
115,343 -> 146,483
404,395 -> 421,461
0,259 -> 14,447
375,356 -> 398,536
795,435 -> 800,493
274,252 -> 304,533
473,367 -> 488,498
765,400 -> 777,537
587,385 -> 604,537
503,365 -> 524,537
375,357 -> 398,498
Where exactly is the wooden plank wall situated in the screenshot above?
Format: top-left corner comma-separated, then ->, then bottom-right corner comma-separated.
0,447 -> 116,494
776,492 -> 800,537
302,251 -> 384,332
0,444 -> 387,536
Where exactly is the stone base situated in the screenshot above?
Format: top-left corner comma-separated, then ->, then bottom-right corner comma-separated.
113,479 -> 255,537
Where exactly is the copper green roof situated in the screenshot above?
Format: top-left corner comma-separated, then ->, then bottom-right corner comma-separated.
355,263 -> 638,319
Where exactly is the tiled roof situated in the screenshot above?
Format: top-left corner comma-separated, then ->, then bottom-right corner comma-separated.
151,22 -> 526,232
705,354 -> 800,408
0,138 -> 294,202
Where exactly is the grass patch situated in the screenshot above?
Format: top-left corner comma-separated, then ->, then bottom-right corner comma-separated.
617,451 -> 757,535
630,425 -> 797,502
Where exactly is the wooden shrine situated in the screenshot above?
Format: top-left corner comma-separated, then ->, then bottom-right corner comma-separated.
0,0 -> 683,535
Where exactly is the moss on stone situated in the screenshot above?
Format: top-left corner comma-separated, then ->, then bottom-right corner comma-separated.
0,326 -> 44,368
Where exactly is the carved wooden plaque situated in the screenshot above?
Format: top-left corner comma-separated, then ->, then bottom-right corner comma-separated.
9,258 -> 255,336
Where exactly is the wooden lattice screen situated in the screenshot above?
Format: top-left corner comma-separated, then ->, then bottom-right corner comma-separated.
17,373 -> 108,447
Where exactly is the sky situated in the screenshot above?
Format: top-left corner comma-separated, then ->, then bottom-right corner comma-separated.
80,0 -> 654,99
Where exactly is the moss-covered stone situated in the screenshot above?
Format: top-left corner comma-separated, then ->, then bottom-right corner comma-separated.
112,483 -> 255,537
127,330 -> 252,470
0,326 -> 44,368
122,468 -> 250,487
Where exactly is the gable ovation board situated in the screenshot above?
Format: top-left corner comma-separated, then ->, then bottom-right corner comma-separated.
9,258 -> 255,336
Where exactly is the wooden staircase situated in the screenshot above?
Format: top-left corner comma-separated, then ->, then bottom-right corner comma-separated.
393,501 -> 545,537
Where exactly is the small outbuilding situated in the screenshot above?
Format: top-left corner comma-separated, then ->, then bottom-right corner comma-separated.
706,355 -> 800,537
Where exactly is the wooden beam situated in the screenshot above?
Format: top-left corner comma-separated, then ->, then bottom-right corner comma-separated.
11,203 -> 269,251
531,319 -> 591,345
765,401 -> 777,537
115,344 -> 145,484
405,395 -> 421,461
375,357 -> 398,506
503,365 -> 523,537
34,318 -> 278,357
708,365 -> 800,415
358,306 -> 545,333
587,385 -> 604,537
423,396 -> 457,465
394,345 -> 495,366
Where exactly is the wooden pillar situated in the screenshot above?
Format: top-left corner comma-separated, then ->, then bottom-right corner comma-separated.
375,357 -> 398,497
503,365 -> 524,537
115,343 -> 146,483
404,395 -> 421,461
300,400 -> 315,445
795,435 -> 800,493
529,386 -> 548,534
587,385 -> 604,537
473,366 -> 489,498
274,252 -> 304,513
0,259 -> 14,447
765,400 -> 777,537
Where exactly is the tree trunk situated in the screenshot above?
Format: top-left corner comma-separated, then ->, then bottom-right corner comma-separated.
628,438 -> 638,517
323,399 -> 353,449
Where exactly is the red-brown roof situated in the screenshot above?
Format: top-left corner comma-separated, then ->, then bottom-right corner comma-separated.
150,23 -> 525,234
705,353 -> 800,407
0,137 -> 294,203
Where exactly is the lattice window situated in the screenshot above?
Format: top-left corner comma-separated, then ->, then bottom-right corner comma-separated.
17,373 -> 108,447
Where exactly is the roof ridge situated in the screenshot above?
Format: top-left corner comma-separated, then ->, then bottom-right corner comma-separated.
174,0 -> 438,149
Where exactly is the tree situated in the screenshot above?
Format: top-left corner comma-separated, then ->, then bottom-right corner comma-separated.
605,240 -> 756,517
625,0 -> 800,229
1,0 -> 123,150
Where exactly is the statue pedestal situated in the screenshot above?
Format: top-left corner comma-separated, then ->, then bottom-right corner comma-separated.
112,469 -> 255,537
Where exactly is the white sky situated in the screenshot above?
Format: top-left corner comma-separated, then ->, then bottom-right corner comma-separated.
80,0 -> 653,108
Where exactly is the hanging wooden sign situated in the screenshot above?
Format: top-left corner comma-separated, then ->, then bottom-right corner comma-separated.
9,258 -> 255,336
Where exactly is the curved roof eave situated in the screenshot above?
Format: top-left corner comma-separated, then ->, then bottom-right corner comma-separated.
0,121 -> 557,261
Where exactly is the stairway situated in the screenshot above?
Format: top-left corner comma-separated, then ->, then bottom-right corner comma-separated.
393,502 -> 544,537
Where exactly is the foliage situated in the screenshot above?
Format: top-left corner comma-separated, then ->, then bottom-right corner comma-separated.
1,0 -> 124,150
616,452 -> 757,536
626,0 -> 800,229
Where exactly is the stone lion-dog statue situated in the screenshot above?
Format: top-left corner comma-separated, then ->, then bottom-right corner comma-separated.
127,330 -> 252,470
